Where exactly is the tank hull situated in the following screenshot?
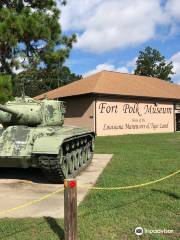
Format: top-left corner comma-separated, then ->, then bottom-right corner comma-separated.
0,157 -> 32,168
0,125 -> 95,182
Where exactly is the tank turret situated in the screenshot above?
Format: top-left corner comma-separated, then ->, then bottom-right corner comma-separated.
0,96 -> 65,127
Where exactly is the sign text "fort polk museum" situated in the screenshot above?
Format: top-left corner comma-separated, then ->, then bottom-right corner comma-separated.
96,100 -> 174,135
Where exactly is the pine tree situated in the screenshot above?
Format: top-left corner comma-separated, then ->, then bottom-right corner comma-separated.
0,0 -> 77,100
134,47 -> 174,82
0,0 -> 76,74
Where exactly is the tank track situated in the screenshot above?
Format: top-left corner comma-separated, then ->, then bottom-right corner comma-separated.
38,134 -> 94,183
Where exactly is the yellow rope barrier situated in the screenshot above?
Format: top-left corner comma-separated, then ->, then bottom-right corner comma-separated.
85,169 -> 180,190
0,187 -> 64,217
0,169 -> 179,217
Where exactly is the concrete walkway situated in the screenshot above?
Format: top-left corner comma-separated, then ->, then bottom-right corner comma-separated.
0,154 -> 113,218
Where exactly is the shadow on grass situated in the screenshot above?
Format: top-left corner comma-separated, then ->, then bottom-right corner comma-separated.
0,218 -> 64,240
151,189 -> 180,200
44,217 -> 64,239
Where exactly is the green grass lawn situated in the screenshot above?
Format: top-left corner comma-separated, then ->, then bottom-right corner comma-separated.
0,133 -> 180,240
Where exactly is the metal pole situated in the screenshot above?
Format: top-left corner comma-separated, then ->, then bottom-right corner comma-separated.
64,179 -> 77,240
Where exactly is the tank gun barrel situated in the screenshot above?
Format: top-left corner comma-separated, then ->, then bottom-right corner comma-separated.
0,104 -> 19,116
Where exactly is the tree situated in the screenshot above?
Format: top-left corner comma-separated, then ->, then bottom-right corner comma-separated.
13,66 -> 82,97
0,0 -> 76,74
134,47 -> 174,82
0,0 -> 79,98
0,75 -> 13,104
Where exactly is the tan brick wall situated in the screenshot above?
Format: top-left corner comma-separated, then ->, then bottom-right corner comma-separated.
63,95 -> 95,131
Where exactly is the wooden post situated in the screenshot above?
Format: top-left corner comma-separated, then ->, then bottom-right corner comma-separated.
64,179 -> 77,240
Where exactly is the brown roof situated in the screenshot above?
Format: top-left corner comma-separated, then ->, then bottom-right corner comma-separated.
35,70 -> 180,100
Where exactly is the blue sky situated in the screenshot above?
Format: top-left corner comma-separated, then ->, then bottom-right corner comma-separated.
57,0 -> 180,83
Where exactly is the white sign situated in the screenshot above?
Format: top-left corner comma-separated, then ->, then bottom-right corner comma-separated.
96,98 -> 174,136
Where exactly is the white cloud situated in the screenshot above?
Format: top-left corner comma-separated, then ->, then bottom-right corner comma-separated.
126,57 -> 138,68
60,0 -> 103,31
165,0 -> 180,20
116,66 -> 128,73
12,56 -> 29,74
83,63 -> 128,77
171,51 -> 180,83
60,0 -> 173,53
12,67 -> 24,74
83,63 -> 115,77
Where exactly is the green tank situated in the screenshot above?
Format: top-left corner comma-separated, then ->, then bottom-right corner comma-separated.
0,96 -> 95,183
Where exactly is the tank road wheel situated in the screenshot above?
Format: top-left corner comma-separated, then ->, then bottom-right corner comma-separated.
76,140 -> 80,148
71,141 -> 75,150
65,143 -> 70,153
61,156 -> 69,178
81,147 -> 85,163
78,149 -> 84,166
83,146 -> 88,163
84,138 -> 87,145
87,142 -> 93,161
80,139 -> 84,146
68,153 -> 74,174
73,150 -> 80,170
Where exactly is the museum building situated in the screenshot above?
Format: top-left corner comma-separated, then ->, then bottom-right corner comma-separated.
35,70 -> 180,136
